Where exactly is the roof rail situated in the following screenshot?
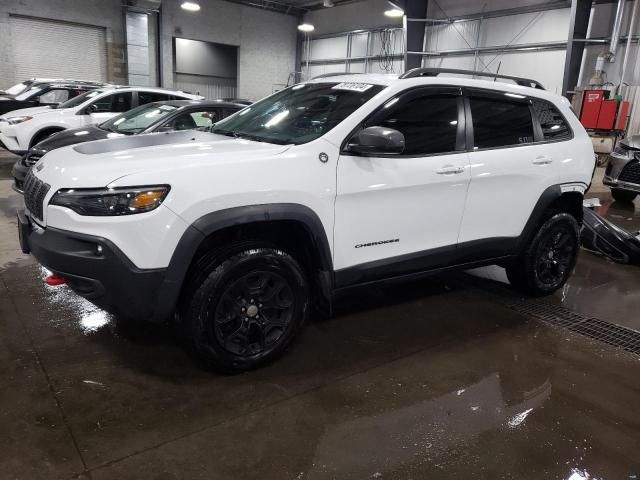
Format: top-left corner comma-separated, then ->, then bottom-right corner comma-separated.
399,68 -> 545,90
312,72 -> 363,80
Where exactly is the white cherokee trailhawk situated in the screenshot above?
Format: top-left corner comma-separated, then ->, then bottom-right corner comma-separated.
17,69 -> 596,372
0,86 -> 203,154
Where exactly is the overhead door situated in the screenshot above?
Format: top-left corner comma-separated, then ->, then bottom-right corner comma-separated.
9,15 -> 107,83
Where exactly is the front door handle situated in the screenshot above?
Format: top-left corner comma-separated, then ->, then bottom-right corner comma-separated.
532,156 -> 553,165
436,165 -> 465,175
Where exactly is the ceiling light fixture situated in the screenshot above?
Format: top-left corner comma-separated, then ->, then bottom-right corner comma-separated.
298,23 -> 315,32
384,8 -> 404,17
181,1 -> 201,12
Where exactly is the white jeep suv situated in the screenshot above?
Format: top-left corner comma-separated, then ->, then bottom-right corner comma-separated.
0,86 -> 203,154
17,69 -> 595,372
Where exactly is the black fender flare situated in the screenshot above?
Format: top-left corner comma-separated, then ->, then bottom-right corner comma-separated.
152,203 -> 333,321
515,183 -> 584,253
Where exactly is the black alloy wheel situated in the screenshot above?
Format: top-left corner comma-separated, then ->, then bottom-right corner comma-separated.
212,270 -> 295,357
507,213 -> 580,296
533,228 -> 576,288
181,244 -> 309,372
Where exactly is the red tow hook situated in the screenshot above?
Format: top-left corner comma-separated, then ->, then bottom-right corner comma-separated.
46,274 -> 66,286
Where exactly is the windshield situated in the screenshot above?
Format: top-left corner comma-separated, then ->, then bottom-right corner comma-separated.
101,103 -> 179,134
212,82 -> 384,145
4,81 -> 32,96
57,89 -> 104,109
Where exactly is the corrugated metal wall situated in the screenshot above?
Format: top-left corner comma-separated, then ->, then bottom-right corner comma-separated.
9,15 -> 107,83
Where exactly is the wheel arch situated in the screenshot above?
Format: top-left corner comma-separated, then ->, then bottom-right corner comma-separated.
152,204 -> 334,321
517,184 -> 584,253
29,126 -> 66,148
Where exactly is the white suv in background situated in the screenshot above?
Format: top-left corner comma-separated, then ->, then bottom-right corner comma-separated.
0,86 -> 203,154
18,69 -> 595,372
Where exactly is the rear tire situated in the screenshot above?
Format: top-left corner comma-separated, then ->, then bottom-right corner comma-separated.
180,243 -> 309,373
611,188 -> 637,203
506,213 -> 580,297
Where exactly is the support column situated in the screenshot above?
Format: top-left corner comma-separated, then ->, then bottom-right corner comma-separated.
562,0 -> 592,96
403,0 -> 429,70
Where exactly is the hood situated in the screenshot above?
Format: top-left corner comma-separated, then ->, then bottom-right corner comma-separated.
35,130 -> 291,188
32,124 -> 113,153
1,105 -> 57,119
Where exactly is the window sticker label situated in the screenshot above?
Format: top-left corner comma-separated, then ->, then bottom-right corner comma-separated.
332,82 -> 374,92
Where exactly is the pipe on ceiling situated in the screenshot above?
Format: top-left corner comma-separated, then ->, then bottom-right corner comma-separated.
609,0 -> 626,61
618,0 -> 639,93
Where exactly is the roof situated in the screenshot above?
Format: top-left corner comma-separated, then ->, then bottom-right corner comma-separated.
304,69 -> 562,103
91,86 -> 203,98
143,100 -> 248,109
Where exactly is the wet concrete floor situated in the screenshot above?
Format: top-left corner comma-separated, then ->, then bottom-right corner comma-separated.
1,150 -> 640,479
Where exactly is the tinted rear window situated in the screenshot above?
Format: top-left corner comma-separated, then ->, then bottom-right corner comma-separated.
470,97 -> 534,149
532,99 -> 572,141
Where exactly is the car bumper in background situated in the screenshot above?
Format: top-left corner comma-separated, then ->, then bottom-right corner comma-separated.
11,160 -> 28,193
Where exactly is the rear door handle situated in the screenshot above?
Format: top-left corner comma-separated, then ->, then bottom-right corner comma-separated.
532,156 -> 553,165
436,165 -> 465,175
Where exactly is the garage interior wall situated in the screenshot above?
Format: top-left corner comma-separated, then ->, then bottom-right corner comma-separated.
160,0 -> 297,101
0,0 -> 127,87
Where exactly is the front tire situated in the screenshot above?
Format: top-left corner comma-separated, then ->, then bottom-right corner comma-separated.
611,188 -> 637,203
506,213 -> 580,297
181,244 -> 309,373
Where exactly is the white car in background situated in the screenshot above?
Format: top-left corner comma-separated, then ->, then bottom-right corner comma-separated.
0,86 -> 204,154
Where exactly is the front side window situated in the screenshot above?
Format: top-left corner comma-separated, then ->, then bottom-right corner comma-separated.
101,103 -> 179,134
89,92 -> 133,113
470,97 -> 534,149
213,82 -> 385,145
38,89 -> 70,104
532,99 -> 572,141
364,93 -> 460,155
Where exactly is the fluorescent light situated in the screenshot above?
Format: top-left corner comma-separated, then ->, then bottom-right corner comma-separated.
181,1 -> 201,11
298,23 -> 315,32
384,8 -> 404,17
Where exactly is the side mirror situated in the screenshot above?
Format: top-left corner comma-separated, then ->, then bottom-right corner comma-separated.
348,126 -> 405,155
156,125 -> 174,133
85,104 -> 98,115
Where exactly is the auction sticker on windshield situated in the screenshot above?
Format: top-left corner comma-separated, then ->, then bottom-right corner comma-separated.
332,82 -> 374,92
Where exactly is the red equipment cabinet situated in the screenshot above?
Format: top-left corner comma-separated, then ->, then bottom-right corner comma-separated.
616,100 -> 630,130
596,99 -> 618,130
580,90 -> 607,129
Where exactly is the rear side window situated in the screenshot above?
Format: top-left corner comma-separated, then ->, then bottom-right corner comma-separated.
367,94 -> 460,155
138,91 -> 171,105
532,99 -> 572,141
470,97 -> 534,149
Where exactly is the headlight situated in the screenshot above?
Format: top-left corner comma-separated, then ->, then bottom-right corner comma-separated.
50,185 -> 170,216
7,116 -> 33,125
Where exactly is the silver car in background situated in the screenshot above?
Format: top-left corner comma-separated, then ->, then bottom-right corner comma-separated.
604,135 -> 640,203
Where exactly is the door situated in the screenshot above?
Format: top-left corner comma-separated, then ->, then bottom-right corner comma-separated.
457,90 -> 552,249
86,92 -> 133,124
334,87 -> 471,283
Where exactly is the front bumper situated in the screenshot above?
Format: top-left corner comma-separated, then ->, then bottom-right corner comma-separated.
11,160 -> 28,193
0,127 -> 26,154
603,175 -> 640,193
18,210 -> 170,321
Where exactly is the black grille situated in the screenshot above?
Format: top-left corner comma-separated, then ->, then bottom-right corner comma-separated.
23,170 -> 50,221
620,160 -> 640,184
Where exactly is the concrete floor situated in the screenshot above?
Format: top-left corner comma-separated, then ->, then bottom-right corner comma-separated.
1,149 -> 640,480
